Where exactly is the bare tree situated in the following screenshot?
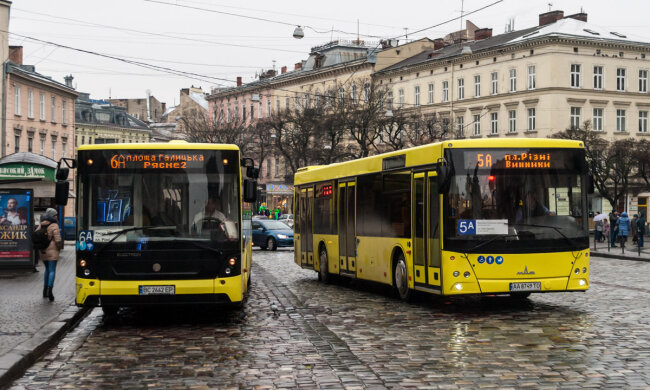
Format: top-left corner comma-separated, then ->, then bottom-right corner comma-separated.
341,79 -> 389,158
182,109 -> 250,151
404,111 -> 451,147
633,139 -> 650,188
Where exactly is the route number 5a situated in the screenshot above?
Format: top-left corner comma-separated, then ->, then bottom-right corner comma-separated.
458,220 -> 476,235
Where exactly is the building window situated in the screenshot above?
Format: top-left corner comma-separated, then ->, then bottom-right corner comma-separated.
639,111 -> 648,133
28,90 -> 34,118
52,139 -> 56,160
27,135 -> 33,152
473,114 -> 481,136
617,68 -> 626,91
351,85 -> 358,105
414,86 -> 420,106
428,83 -> 434,104
593,108 -> 603,131
51,96 -> 56,122
226,108 -> 231,123
285,97 -> 290,112
338,87 -> 345,105
639,70 -> 648,93
527,108 -> 536,131
457,78 -> 464,100
570,64 -> 581,88
266,159 -> 271,178
398,88 -> 404,108
276,98 -> 280,114
442,81 -> 449,102
474,75 -> 481,97
275,157 -> 280,177
491,72 -> 498,95
62,100 -> 67,124
570,107 -> 582,129
593,66 -> 603,89
456,116 -> 464,137
14,134 -> 20,153
40,137 -> 45,155
62,139 -> 67,158
491,112 -> 498,134
242,106 -> 246,121
528,65 -> 536,90
508,110 -> 516,133
14,86 -> 21,115
266,100 -> 271,117
363,83 -> 370,103
387,91 -> 393,110
40,93 -> 45,120
616,109 -> 626,132
509,69 -> 517,92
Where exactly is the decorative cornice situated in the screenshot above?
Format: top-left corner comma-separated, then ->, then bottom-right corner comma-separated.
613,100 -> 631,106
566,98 -> 587,104
589,99 -> 609,105
522,98 -> 539,105
486,103 -> 501,110
504,101 -> 519,107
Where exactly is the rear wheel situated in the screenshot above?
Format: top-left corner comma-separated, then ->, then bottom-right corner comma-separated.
319,247 -> 329,283
394,253 -> 412,301
267,237 -> 277,251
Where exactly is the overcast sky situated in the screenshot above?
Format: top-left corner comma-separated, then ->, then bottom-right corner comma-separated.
9,0 -> 650,108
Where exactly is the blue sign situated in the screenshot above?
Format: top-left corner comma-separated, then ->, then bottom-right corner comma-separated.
486,256 -> 495,264
495,256 -> 504,265
457,220 -> 476,235
78,230 -> 94,251
477,255 -> 485,264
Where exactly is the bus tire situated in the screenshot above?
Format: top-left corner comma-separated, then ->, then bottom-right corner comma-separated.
267,237 -> 277,251
101,305 -> 119,316
319,246 -> 330,284
394,252 -> 412,301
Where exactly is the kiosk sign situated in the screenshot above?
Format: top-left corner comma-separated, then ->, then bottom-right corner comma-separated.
0,189 -> 34,266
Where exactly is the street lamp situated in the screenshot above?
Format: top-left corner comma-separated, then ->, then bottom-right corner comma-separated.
293,26 -> 305,39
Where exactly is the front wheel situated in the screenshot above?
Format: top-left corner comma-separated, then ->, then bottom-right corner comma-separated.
394,253 -> 412,301
267,237 -> 277,251
319,247 -> 329,283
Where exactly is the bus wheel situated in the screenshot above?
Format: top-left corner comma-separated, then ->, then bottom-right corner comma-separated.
394,253 -> 412,301
267,237 -> 277,251
319,247 -> 329,284
101,305 -> 119,316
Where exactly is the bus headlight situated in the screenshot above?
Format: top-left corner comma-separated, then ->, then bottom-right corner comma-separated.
83,269 -> 91,276
453,271 -> 459,277
454,283 -> 463,290
579,279 -> 586,286
464,271 -> 471,278
224,268 -> 232,275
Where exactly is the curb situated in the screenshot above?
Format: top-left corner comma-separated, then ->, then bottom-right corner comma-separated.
0,304 -> 91,390
591,251 -> 650,262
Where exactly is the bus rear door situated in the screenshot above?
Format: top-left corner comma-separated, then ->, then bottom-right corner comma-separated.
300,187 -> 314,268
413,171 -> 442,292
338,181 -> 356,275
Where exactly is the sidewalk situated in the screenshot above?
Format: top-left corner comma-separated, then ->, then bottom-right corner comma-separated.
0,244 -> 90,389
590,235 -> 650,262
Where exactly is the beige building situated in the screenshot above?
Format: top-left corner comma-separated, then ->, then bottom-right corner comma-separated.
108,95 -> 166,123
163,86 -> 209,134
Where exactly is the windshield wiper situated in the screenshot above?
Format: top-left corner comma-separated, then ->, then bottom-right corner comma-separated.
93,226 -> 176,256
514,223 -> 579,247
465,234 -> 519,253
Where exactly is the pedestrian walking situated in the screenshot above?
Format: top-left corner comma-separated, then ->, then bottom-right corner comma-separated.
631,214 -> 639,244
594,212 -> 603,242
616,211 -> 631,249
610,211 -> 619,247
36,208 -> 63,302
602,218 -> 610,243
637,211 -> 646,247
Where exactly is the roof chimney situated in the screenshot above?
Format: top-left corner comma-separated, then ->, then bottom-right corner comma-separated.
294,62 -> 302,71
433,38 -> 445,50
281,66 -> 287,74
236,76 -> 242,87
474,28 -> 493,41
64,74 -> 74,88
539,10 -> 564,26
565,12 -> 587,22
8,46 -> 23,65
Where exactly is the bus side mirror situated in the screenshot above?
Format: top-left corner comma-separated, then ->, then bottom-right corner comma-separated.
436,165 -> 451,193
246,166 -> 259,179
243,179 -> 257,203
55,181 -> 70,206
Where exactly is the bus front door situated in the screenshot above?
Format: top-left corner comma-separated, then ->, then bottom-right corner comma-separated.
338,181 -> 356,275
300,188 -> 314,268
413,172 -> 441,291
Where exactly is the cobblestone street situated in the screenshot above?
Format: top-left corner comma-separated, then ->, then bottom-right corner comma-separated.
9,250 -> 650,389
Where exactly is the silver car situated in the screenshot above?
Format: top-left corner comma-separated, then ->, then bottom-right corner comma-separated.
278,214 -> 294,228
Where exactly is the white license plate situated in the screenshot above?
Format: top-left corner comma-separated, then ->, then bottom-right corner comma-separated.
509,282 -> 541,292
139,285 -> 175,295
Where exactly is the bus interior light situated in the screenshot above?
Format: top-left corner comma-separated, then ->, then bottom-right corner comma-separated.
87,159 -> 93,165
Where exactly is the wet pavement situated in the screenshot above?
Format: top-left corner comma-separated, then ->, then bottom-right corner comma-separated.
7,249 -> 650,389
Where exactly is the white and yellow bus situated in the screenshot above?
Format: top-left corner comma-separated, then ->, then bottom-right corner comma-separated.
294,138 -> 590,300
74,142 -> 257,314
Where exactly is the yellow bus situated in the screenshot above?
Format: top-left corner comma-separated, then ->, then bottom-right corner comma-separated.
294,138 -> 590,300
74,141 -> 258,314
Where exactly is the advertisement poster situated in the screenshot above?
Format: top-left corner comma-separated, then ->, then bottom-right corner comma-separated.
0,189 -> 33,265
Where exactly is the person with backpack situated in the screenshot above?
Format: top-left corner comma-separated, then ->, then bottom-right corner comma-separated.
34,208 -> 63,301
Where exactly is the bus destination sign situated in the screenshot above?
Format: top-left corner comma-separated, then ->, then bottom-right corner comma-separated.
464,150 -> 556,170
108,152 -> 206,170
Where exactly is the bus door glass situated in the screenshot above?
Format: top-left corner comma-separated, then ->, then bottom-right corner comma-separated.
299,188 -> 308,267
338,181 -> 356,273
413,173 -> 426,284
305,187 -> 314,266
427,171 -> 441,287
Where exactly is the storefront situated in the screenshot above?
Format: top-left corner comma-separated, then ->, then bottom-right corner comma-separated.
265,183 -> 294,215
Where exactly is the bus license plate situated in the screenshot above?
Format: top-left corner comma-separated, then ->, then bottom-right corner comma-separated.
139,285 -> 175,295
509,282 -> 541,292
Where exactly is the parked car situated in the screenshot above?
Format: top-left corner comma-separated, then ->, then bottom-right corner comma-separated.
277,213 -> 294,228
252,219 -> 293,250
63,217 -> 76,241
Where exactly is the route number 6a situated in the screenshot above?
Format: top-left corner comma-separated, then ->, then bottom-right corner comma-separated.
78,230 -> 93,243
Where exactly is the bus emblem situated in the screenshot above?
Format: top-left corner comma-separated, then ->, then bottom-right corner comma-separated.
517,266 -> 535,275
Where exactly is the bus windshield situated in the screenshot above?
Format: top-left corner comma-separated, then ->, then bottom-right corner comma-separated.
78,149 -> 240,245
444,148 -> 589,253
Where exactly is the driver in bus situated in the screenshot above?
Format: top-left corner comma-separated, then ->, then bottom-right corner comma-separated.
515,191 -> 554,223
192,198 -> 237,240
